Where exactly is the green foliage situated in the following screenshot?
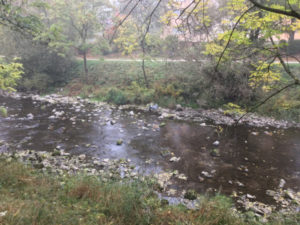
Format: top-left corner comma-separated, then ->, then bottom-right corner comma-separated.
0,1 -> 44,36
0,61 -> 23,92
145,34 -> 163,57
126,81 -> 155,104
105,88 -> 128,105
21,73 -> 51,92
257,85 -> 300,122
114,19 -> 140,55
67,60 -> 202,107
91,37 -> 112,56
162,35 -> 180,58
249,61 -> 281,92
223,103 -> 246,116
0,106 -> 7,117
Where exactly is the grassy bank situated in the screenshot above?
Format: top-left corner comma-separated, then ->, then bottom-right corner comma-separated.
65,60 -> 202,108
0,159 -> 299,225
63,60 -> 300,122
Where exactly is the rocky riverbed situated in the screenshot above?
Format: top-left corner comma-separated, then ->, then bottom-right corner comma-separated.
0,92 -> 300,219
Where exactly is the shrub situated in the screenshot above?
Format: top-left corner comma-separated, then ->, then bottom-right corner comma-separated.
126,81 -> 155,105
223,102 -> 246,116
0,106 -> 7,117
106,88 -> 128,105
21,73 -> 51,93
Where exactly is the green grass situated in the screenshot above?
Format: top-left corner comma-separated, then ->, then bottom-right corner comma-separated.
0,159 -> 299,225
68,60 -> 202,108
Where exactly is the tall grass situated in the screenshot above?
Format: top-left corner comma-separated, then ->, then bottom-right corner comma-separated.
0,159 -> 298,225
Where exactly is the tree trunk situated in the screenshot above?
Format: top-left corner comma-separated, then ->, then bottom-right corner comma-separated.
142,58 -> 149,88
289,18 -> 297,43
83,51 -> 88,80
289,31 -> 295,43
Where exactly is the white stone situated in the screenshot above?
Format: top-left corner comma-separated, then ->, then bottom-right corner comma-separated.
213,141 -> 220,146
169,157 -> 181,162
0,211 -> 7,217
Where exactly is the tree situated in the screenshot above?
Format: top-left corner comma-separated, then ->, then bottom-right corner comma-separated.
0,0 -> 44,36
115,0 -> 300,114
50,0 -> 112,78
114,18 -> 140,55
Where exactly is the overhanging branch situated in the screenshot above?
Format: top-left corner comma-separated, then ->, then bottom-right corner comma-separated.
248,0 -> 300,19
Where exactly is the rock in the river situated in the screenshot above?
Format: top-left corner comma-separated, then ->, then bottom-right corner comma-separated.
116,139 -> 123,146
236,181 -> 245,187
148,103 -> 158,112
213,140 -> 220,146
155,172 -> 173,190
52,150 -> 61,156
246,194 -> 256,199
169,157 -> 181,162
184,189 -> 198,200
159,122 -> 166,127
175,104 -> 183,112
198,176 -> 205,182
78,154 -> 86,161
177,173 -> 188,180
27,113 -> 34,119
201,171 -> 213,178
279,179 -> 286,189
210,149 -> 221,157
285,189 -> 296,200
266,190 -> 276,197
238,195 -> 274,217
160,149 -> 171,157
160,113 -> 177,120
167,189 -> 177,195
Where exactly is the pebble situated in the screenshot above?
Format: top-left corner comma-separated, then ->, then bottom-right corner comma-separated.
213,141 -> 220,146
169,157 -> 181,162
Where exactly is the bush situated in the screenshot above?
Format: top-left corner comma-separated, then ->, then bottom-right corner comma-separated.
21,73 -> 51,93
0,106 -> 7,117
91,37 -> 112,56
201,62 -> 254,106
126,81 -> 155,105
162,35 -> 180,58
106,88 -> 128,105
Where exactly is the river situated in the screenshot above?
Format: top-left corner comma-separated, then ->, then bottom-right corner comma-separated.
0,94 -> 299,209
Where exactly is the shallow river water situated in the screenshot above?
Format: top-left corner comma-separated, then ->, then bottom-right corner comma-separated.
0,95 -> 299,206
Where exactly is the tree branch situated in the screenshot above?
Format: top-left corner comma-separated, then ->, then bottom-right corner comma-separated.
215,6 -> 255,71
248,0 -> 300,19
109,0 -> 142,44
236,82 -> 297,123
141,0 -> 163,88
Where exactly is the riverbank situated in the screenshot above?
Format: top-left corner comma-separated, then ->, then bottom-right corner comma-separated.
3,91 -> 300,129
0,152 -> 299,225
